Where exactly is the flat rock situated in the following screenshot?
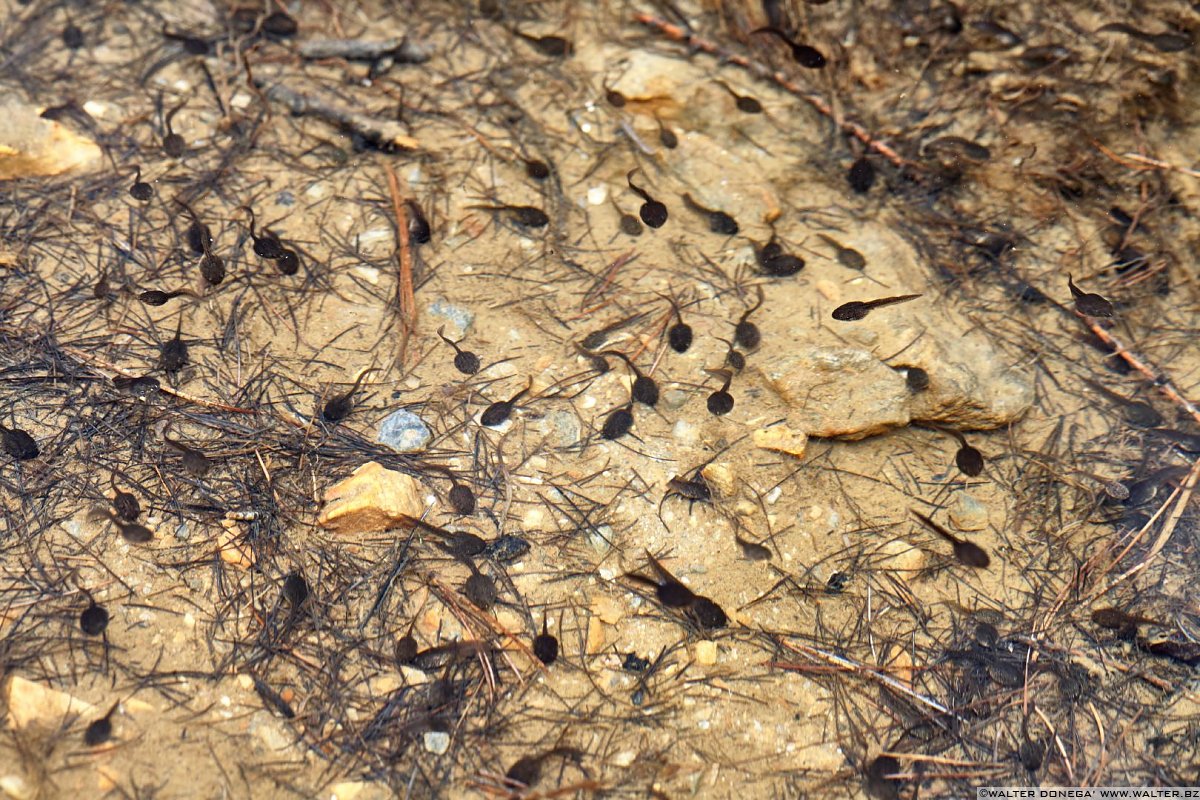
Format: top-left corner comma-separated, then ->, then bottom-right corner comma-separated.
2,675 -> 95,730
376,409 -> 431,453
0,97 -> 103,180
318,461 -> 426,534
750,224 -> 1033,440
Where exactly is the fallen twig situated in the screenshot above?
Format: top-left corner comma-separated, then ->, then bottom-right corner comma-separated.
253,79 -> 419,150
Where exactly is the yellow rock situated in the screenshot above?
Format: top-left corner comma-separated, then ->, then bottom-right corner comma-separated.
694,640 -> 717,665
590,594 -> 623,625
877,538 -> 925,573
2,675 -> 95,730
700,462 -> 735,497
218,525 -> 254,569
318,461 -> 426,533
0,774 -> 33,800
753,426 -> 808,458
0,98 -> 102,180
586,617 -> 607,654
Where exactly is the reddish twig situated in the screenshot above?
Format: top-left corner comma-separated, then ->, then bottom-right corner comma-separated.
384,164 -> 417,365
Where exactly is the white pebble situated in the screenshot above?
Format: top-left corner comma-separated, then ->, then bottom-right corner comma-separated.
587,186 -> 608,205
423,730 -> 451,755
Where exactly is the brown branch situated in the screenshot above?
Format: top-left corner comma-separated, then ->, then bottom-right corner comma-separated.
384,164 -> 416,366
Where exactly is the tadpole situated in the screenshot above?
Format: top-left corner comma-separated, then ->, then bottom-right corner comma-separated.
158,316 -> 188,373
437,326 -> 481,375
84,701 -> 119,747
734,532 -> 772,561
138,289 -> 194,306
626,169 -> 668,228
610,196 -> 643,237
480,379 -> 531,427
1096,22 -> 1192,53
847,156 -> 876,193
242,207 -> 286,260
626,553 -> 696,608
598,350 -> 658,407
282,571 -> 310,608
715,80 -> 764,114
322,367 -> 381,422
1081,377 -> 1163,428
757,235 -> 805,277
396,619 -> 419,665
405,199 -> 431,244
705,369 -> 735,416
129,166 -> 153,202
163,431 -> 210,478
734,286 -> 765,350
524,158 -> 551,181
1067,274 -> 1115,317
532,617 -> 559,665
716,337 -> 746,372
467,202 -> 550,229
939,428 -> 985,476
832,294 -> 922,321
448,477 -> 477,516
62,18 -> 85,50
600,405 -> 635,440
505,747 -> 584,789
80,598 -> 109,636
688,595 -> 728,630
750,26 -> 827,68
402,515 -> 488,560
110,476 -> 140,522
463,562 -> 498,610
681,193 -> 739,235
662,294 -> 693,353
657,117 -> 678,149
816,233 -> 867,270
162,101 -> 186,158
894,365 -> 929,392
1,422 -> 39,461
199,249 -> 226,285
176,200 -> 212,255
911,510 -> 990,568
513,30 -> 572,57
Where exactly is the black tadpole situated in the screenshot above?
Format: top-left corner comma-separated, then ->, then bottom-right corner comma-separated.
734,286 -> 765,350
80,599 -> 109,636
467,202 -> 549,228
162,101 -> 186,158
322,367 -> 381,422
243,206 -> 286,260
715,80 -> 763,114
601,405 -> 634,440
1067,274 -> 1115,317
627,553 -> 696,607
129,166 -> 153,202
163,433 -> 211,478
662,294 -> 693,353
681,193 -> 739,235
610,196 -> 643,237
437,326 -> 481,375
656,117 -> 678,149
110,476 -> 140,522
158,316 -> 188,373
598,350 -> 658,407
282,571 -> 309,608
705,369 -> 735,416
751,26 -> 827,68
405,199 -> 431,244
626,169 -> 668,228
84,701 -> 120,746
832,294 -> 922,321
532,617 -> 559,665
395,619 -> 419,665
480,379 -> 531,427
757,235 -> 806,277
847,156 -> 876,193
1,422 -> 39,460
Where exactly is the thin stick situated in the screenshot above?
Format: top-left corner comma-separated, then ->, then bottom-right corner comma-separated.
385,164 -> 416,365
1078,314 -> 1200,425
632,12 -> 909,168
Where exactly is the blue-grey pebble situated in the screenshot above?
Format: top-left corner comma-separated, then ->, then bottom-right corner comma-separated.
377,409 -> 432,452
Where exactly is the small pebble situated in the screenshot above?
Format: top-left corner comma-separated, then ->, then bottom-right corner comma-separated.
423,730 -> 451,755
949,492 -> 988,531
377,409 -> 432,453
427,299 -> 474,337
